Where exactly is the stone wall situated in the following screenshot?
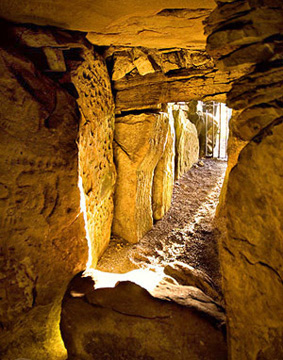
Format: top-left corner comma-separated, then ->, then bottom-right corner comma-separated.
105,47 -> 247,113
206,1 -> 283,358
67,47 -> 116,267
0,23 -> 116,358
0,45 -> 88,359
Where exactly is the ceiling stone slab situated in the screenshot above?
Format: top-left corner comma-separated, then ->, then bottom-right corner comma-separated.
0,0 -> 216,49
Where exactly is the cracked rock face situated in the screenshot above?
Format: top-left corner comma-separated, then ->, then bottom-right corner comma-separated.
61,274 -> 227,360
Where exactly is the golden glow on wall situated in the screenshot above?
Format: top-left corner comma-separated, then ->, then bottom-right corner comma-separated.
78,175 -> 93,269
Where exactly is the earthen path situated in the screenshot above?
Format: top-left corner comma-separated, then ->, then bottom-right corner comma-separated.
98,159 -> 227,293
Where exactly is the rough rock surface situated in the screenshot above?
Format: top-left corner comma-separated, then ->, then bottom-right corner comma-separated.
152,112 -> 175,220
224,121 -> 283,360
0,1 -> 215,48
172,107 -> 199,179
68,47 -> 116,267
112,113 -> 168,243
111,47 -> 247,112
61,274 -> 227,360
206,1 -> 283,358
0,47 -> 88,359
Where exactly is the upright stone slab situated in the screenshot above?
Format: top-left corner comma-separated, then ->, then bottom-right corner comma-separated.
113,113 -> 168,243
173,108 -> 199,179
68,48 -> 116,267
152,110 -> 175,220
0,47 -> 88,359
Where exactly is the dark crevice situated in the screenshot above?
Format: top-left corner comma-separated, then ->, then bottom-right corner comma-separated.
113,139 -> 131,160
252,116 -> 283,144
116,109 -> 161,117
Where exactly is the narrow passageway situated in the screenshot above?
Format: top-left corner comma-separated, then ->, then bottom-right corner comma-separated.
98,158 -> 227,294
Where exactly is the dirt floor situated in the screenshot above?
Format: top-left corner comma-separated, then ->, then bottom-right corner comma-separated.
97,158 -> 227,296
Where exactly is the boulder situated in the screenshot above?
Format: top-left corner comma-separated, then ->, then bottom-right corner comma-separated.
164,261 -> 220,301
222,121 -> 283,359
61,273 -> 227,360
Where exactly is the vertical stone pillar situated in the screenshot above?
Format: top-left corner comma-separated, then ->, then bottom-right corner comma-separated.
112,113 -> 168,243
152,109 -> 175,220
172,107 -> 199,179
68,48 -> 116,267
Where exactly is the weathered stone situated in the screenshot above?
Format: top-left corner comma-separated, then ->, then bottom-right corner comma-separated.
152,112 -> 175,220
112,112 -> 168,243
67,47 -> 116,267
86,7 -> 214,49
0,47 -> 88,360
108,48 -> 240,113
61,276 -> 227,360
10,24 -> 88,48
227,63 -> 283,110
133,55 -> 155,76
230,99 -> 283,141
206,3 -> 283,358
206,7 -> 283,60
43,47 -> 66,72
114,66 -> 244,112
112,51 -> 135,81
222,121 -> 283,359
172,108 -> 199,179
